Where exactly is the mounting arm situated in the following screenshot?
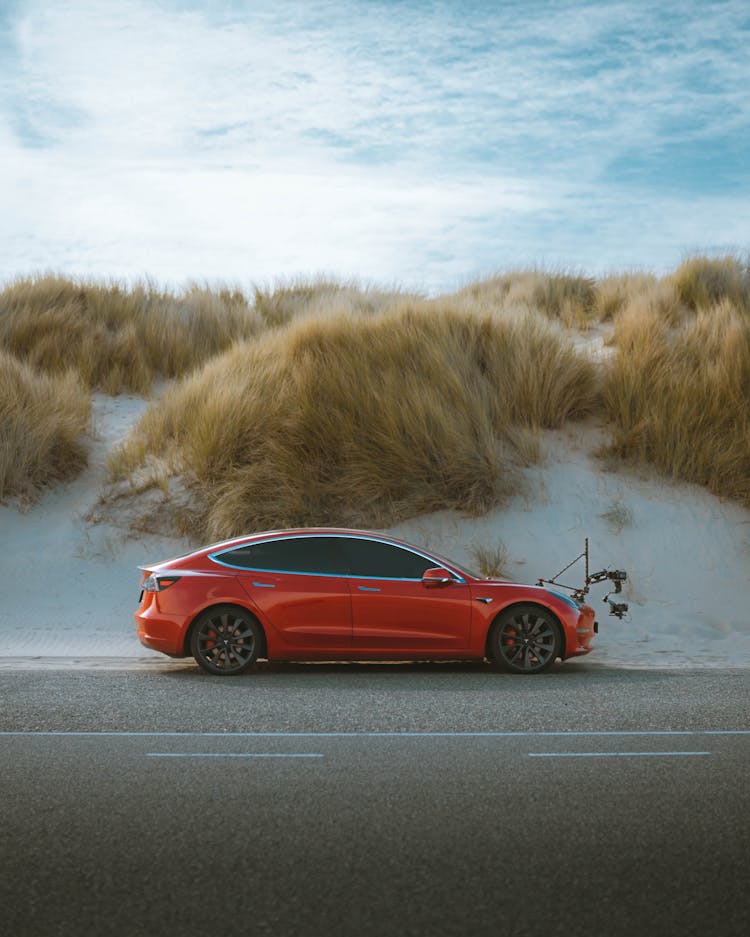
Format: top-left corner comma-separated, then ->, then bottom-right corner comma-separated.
537,539 -> 630,619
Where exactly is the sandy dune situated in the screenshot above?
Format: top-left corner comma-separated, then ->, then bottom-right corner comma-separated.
1,393 -> 749,668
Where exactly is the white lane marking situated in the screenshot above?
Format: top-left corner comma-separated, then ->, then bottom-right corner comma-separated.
145,753 -> 324,758
528,751 -> 712,758
0,730 -> 747,738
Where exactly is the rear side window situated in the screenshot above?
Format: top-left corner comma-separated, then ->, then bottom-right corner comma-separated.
341,538 -> 435,580
214,537 -> 346,576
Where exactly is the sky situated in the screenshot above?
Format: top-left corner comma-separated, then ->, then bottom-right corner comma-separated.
1,0 -> 748,294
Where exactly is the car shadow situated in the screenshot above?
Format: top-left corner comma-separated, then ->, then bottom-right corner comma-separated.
157,656 -> 613,685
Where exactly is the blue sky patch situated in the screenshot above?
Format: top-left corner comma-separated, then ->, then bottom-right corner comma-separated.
0,0 -> 748,290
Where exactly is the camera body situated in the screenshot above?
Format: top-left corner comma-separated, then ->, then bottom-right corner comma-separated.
607,598 -> 629,619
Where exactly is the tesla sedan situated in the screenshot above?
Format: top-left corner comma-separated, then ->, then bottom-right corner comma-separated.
135,528 -> 597,675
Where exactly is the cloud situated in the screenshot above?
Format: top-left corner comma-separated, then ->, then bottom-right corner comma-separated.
1,0 -> 748,290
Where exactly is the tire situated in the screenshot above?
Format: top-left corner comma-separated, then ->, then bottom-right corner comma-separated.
490,604 -> 561,674
189,605 -> 262,676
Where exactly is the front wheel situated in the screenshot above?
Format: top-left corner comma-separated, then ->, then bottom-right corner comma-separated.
491,604 -> 561,674
190,605 -> 262,675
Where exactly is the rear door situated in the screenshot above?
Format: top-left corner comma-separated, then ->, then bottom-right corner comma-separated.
214,536 -> 352,648
340,537 -> 471,651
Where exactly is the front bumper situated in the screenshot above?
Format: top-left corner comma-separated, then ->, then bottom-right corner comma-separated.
566,607 -> 597,657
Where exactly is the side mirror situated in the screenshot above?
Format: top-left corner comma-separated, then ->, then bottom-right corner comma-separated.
421,567 -> 454,588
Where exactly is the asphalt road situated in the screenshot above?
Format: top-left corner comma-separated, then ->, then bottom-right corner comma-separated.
1,661 -> 749,937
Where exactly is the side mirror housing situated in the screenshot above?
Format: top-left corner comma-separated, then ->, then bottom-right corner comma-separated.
421,567 -> 454,588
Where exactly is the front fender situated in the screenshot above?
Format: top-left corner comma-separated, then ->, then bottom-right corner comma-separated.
470,583 -> 587,659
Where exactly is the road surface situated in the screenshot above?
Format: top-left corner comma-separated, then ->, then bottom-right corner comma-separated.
1,661 -> 748,937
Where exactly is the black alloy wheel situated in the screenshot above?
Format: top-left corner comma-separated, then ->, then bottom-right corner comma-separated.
492,604 -> 561,674
190,605 -> 262,675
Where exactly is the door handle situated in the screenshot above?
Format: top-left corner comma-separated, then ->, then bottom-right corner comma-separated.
357,585 -> 381,592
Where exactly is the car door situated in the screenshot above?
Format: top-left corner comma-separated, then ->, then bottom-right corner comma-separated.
341,537 -> 471,650
215,535 -> 352,648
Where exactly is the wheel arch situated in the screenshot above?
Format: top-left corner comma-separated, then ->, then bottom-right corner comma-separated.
183,602 -> 268,659
485,600 -> 566,661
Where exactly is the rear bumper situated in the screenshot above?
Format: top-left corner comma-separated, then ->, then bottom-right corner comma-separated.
135,599 -> 186,657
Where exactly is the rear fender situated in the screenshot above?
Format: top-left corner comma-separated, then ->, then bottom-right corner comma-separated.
183,602 -> 269,659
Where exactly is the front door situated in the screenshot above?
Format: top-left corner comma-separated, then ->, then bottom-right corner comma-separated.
340,537 -> 471,651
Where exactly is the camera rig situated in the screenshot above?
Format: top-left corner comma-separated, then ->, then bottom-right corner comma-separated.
537,538 -> 629,619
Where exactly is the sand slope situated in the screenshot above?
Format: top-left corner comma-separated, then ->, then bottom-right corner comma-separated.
1,396 -> 748,668
0,394 -> 187,657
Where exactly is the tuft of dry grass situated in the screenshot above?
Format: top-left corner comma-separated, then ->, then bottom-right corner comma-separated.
0,275 -> 263,394
470,542 -> 510,578
0,349 -> 90,500
671,255 -> 750,312
111,302 -> 599,539
457,270 -> 597,328
602,298 -> 750,505
252,279 -> 350,328
593,273 -> 660,322
252,278 -> 411,328
531,272 -> 597,325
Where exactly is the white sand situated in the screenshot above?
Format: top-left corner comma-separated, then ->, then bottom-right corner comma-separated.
1,395 -> 749,668
0,393 -> 187,658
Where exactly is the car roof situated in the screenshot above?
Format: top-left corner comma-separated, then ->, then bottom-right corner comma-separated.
204,527 -> 415,554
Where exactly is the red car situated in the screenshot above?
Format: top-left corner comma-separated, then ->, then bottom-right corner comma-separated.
135,528 -> 597,675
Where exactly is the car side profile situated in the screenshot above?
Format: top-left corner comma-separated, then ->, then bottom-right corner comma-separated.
135,529 -> 598,675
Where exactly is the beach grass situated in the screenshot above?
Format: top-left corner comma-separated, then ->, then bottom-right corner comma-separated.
671,255 -> 750,312
0,274 -> 263,394
457,269 -> 597,327
0,348 -> 90,500
603,295 -> 750,506
110,301 -> 598,539
470,542 -> 510,579
3,259 -> 750,525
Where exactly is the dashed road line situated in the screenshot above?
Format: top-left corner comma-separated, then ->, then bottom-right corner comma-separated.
528,751 -> 712,758
145,752 -> 324,758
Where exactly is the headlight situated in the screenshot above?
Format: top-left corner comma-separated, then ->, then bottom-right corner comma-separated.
545,588 -> 582,610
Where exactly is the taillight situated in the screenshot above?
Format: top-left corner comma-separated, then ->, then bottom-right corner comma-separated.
142,575 -> 181,592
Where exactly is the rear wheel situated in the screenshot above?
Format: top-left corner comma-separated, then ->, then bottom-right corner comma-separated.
491,604 -> 561,674
190,605 -> 262,676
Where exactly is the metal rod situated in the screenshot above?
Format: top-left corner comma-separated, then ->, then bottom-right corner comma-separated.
585,537 -> 589,583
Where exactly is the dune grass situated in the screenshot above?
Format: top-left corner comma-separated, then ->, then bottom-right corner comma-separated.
602,257 -> 750,504
603,297 -> 750,505
111,302 -> 599,539
458,270 -> 597,327
5,259 -> 750,523
0,275 -> 263,394
252,278 -> 414,327
470,542 -> 510,578
0,275 -> 417,395
671,255 -> 750,313
0,349 -> 90,500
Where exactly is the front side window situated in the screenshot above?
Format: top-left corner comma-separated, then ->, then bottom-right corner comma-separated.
340,538 -> 436,580
214,537 -> 346,576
